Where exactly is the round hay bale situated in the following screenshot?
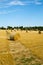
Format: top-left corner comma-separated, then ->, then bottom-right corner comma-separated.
26,30 -> 28,33
38,30 -> 41,34
9,35 -> 14,40
14,33 -> 20,40
9,32 -> 20,41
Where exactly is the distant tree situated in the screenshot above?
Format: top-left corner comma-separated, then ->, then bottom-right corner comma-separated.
0,26 -> 6,30
14,26 -> 19,30
7,26 -> 14,30
5,26 -> 43,31
19,26 -> 23,30
38,26 -> 43,31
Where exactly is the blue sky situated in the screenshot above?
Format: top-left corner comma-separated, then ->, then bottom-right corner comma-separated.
0,0 -> 43,27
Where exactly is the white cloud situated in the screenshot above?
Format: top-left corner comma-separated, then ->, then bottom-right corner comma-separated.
35,1 -> 42,5
0,0 -> 42,14
34,0 -> 42,5
0,0 -> 26,8
0,0 -> 42,8
8,1 -> 25,6
0,10 -> 16,14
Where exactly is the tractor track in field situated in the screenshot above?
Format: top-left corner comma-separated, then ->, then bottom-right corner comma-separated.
0,40 -> 43,65
8,41 -> 43,65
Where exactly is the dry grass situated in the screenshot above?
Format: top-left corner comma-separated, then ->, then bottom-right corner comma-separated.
0,54 -> 14,65
0,30 -> 43,65
19,31 -> 43,60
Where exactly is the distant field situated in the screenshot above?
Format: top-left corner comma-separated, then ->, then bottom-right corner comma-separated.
0,30 -> 43,65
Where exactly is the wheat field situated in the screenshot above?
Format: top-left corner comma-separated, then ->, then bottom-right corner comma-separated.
0,30 -> 43,65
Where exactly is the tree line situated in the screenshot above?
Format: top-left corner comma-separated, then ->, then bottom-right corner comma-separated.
0,26 -> 43,31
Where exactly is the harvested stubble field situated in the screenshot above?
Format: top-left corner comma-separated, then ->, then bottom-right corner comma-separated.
0,30 -> 43,65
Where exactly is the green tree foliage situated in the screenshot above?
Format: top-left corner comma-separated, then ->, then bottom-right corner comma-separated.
0,26 -> 6,30
7,26 -> 14,30
0,26 -> 43,31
